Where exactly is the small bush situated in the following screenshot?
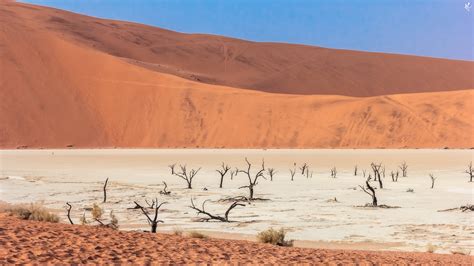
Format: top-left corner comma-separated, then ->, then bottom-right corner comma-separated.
188,231 -> 207,239
91,203 -> 103,220
257,228 -> 293,247
173,227 -> 183,236
108,210 -> 119,230
3,202 -> 59,223
426,243 -> 437,253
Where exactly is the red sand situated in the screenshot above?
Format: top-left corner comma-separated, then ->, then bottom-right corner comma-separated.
0,214 -> 471,265
0,1 -> 473,149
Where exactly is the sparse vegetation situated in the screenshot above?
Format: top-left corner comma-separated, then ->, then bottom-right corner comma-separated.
426,243 -> 437,253
257,228 -> 293,247
3,202 -> 59,223
188,231 -> 207,239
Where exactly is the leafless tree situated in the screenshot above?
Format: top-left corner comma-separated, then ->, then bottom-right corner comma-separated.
230,169 -> 237,180
429,174 -> 436,189
381,166 -> 386,178
354,165 -> 358,176
134,199 -> 167,233
371,163 -> 383,189
290,163 -> 296,181
159,181 -> 171,195
359,178 -> 378,207
237,158 -> 265,200
216,162 -> 231,188
168,163 -> 176,175
305,167 -> 311,178
189,198 -> 245,222
390,171 -> 399,182
267,168 -> 276,181
103,177 -> 109,203
172,165 -> 201,189
465,162 -> 473,182
330,167 -> 337,178
66,202 -> 73,225
399,161 -> 408,177
362,169 -> 367,177
300,163 -> 308,175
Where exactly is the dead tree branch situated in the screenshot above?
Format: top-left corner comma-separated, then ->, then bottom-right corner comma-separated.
189,198 -> 245,222
237,158 -> 265,200
216,162 -> 231,188
172,165 -> 201,189
66,202 -> 73,225
359,178 -> 378,207
399,161 -> 408,177
103,177 -> 109,203
134,199 -> 167,233
465,162 -> 473,182
159,181 -> 171,195
429,174 -> 436,189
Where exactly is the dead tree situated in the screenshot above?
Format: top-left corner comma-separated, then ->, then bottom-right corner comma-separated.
300,163 -> 308,175
189,198 -> 245,222
103,177 -> 109,203
354,165 -> 358,176
159,181 -> 171,195
134,199 -> 167,233
429,174 -> 436,189
371,163 -> 383,189
391,171 -> 399,182
267,168 -> 276,181
172,165 -> 201,189
289,163 -> 296,181
66,202 -> 73,225
359,178 -> 378,207
230,169 -> 237,180
330,167 -> 337,178
399,161 -> 408,177
237,158 -> 265,200
216,162 -> 231,188
362,169 -> 367,177
305,167 -> 311,178
168,163 -> 176,175
381,166 -> 386,178
465,162 -> 473,182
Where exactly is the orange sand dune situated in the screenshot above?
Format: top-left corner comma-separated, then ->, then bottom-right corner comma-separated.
0,214 -> 471,265
1,1 -> 473,97
0,1 -> 473,148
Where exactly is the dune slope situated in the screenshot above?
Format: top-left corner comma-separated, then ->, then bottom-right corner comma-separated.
0,1 -> 472,148
0,214 -> 472,265
2,1 -> 473,97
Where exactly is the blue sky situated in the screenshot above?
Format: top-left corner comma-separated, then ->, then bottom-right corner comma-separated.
22,0 -> 473,61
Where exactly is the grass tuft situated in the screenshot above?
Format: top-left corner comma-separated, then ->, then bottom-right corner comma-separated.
257,228 -> 293,247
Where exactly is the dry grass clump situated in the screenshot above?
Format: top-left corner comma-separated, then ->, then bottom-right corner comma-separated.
1,202 -> 59,223
188,231 -> 207,239
257,228 -> 293,247
426,243 -> 437,253
172,227 -> 183,236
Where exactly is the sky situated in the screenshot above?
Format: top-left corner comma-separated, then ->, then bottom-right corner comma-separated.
22,0 -> 473,61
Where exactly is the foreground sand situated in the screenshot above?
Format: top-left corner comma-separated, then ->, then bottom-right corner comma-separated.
0,214 -> 471,265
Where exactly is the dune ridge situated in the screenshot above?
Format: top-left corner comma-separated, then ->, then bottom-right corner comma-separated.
0,1 -> 473,149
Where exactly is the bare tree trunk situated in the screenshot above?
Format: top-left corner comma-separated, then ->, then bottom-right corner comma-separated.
103,177 -> 109,203
66,202 -> 73,225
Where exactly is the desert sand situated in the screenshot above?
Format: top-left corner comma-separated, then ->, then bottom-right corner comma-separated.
1,213 -> 472,265
0,1 -> 473,149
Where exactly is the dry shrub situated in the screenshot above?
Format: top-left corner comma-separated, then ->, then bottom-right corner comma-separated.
188,231 -> 207,239
2,202 -> 59,223
426,243 -> 437,253
173,227 -> 183,236
257,228 -> 293,247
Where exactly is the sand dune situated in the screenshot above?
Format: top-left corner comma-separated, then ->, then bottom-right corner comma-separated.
0,214 -> 471,265
0,1 -> 473,148
2,1 -> 473,97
